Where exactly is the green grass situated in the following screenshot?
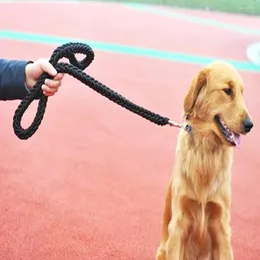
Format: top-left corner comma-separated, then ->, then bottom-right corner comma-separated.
83,0 -> 260,15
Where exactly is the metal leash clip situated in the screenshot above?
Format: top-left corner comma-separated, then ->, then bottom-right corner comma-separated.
168,120 -> 192,133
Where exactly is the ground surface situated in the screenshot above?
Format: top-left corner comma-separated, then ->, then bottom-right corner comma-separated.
0,1 -> 260,260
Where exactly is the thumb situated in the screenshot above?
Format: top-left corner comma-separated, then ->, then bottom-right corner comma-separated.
37,58 -> 57,77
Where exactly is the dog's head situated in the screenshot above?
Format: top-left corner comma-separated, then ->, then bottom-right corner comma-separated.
183,61 -> 253,147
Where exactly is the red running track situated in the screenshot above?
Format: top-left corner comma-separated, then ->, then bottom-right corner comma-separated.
0,2 -> 260,260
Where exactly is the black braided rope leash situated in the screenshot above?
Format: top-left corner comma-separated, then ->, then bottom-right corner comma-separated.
13,42 -> 192,140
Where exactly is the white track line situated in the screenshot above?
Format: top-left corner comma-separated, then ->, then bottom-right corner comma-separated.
246,42 -> 260,66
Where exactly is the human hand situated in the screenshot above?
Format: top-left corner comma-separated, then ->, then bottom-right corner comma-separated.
25,58 -> 64,97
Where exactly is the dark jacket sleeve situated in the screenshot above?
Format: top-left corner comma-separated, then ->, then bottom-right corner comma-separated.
0,59 -> 31,101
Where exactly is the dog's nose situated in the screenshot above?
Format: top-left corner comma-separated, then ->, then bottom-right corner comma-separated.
243,118 -> 254,133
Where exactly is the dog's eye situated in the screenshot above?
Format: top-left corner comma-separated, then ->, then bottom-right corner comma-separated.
223,88 -> 232,96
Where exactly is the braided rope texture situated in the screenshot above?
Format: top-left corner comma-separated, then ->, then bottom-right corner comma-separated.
13,42 -> 170,140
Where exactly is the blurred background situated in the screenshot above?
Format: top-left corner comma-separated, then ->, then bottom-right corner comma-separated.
95,0 -> 260,15
1,0 -> 260,260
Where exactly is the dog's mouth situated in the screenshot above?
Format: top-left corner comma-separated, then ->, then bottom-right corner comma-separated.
215,115 -> 241,147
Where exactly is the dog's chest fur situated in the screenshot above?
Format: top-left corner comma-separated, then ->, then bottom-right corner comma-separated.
173,130 -> 234,256
175,129 -> 233,202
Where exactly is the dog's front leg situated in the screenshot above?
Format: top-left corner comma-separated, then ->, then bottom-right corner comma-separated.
210,212 -> 233,260
216,220 -> 233,260
165,215 -> 189,260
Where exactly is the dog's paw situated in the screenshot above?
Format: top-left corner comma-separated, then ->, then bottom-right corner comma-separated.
156,245 -> 166,260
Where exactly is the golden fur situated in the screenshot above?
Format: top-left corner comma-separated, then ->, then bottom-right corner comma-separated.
156,61 -> 253,260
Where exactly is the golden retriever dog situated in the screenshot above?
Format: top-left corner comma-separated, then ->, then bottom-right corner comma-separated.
156,61 -> 253,260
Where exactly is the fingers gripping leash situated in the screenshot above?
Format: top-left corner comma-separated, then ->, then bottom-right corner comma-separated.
13,42 -> 192,140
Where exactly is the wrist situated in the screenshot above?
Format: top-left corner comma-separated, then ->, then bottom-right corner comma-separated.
25,61 -> 34,89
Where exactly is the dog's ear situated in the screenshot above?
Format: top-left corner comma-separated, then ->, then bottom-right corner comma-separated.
183,68 -> 208,118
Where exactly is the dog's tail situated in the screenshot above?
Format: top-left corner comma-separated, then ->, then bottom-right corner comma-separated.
160,176 -> 173,244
